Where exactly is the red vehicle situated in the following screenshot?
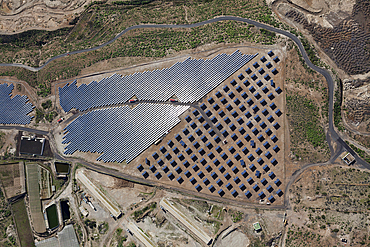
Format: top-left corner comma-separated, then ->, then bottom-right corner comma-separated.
129,99 -> 138,103
169,99 -> 178,102
57,118 -> 64,123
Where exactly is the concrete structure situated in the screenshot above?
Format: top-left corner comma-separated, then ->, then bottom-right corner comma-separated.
342,152 -> 355,165
160,198 -> 212,245
58,224 -> 79,247
35,237 -> 59,247
76,171 -> 121,218
20,136 -> 45,156
35,224 -> 79,247
79,206 -> 89,217
127,222 -> 157,247
253,222 -> 261,232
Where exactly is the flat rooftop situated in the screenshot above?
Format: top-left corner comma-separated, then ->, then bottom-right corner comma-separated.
20,136 -> 45,156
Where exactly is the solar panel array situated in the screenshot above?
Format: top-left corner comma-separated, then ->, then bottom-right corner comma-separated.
59,51 -> 257,112
0,83 -> 34,125
62,104 -> 189,163
137,51 -> 284,202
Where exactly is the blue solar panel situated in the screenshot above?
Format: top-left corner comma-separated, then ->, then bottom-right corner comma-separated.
62,104 -> 189,163
268,195 -> 275,202
59,51 -> 258,112
258,191 -> 265,198
267,185 -> 274,192
241,170 -> 248,178
275,179 -> 281,186
276,189 -> 283,196
0,83 -> 34,124
253,184 -> 260,192
218,189 -> 225,197
239,183 -> 246,191
155,172 -> 162,179
263,165 -> 270,172
177,176 -> 184,184
184,170 -> 191,178
142,171 -> 149,178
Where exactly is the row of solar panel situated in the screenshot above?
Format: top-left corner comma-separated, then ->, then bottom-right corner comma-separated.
137,52 -> 283,199
139,160 -> 283,201
186,110 -> 281,152
62,104 -> 189,163
0,83 -> 34,125
139,161 -> 282,199
59,51 -> 258,112
145,128 -> 281,198
182,105 -> 281,166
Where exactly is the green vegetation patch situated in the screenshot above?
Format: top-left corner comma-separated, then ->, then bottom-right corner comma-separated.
12,199 -> 35,247
0,0 -> 282,90
115,228 -> 127,247
230,209 -> 244,223
85,219 -> 97,229
44,111 -> 58,123
132,202 -> 156,220
35,108 -> 44,123
334,79 -> 344,131
180,199 -> 209,213
37,84 -> 51,97
0,132 -> 5,149
286,92 -> 329,162
0,186 -> 17,246
35,107 -> 58,123
41,100 -> 52,109
348,143 -> 370,163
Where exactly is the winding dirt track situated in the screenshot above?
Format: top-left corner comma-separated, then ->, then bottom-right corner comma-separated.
1,15 -> 369,210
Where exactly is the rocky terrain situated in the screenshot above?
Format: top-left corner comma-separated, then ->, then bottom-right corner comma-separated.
0,0 -> 87,33
343,78 -> 370,130
275,0 -> 370,76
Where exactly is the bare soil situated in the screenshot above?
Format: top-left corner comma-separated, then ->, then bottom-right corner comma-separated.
0,0 -> 88,34
0,162 -> 22,199
284,164 -> 370,246
283,39 -> 330,168
77,167 -> 286,247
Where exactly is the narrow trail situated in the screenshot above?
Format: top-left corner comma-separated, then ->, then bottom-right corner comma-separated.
1,15 -> 369,212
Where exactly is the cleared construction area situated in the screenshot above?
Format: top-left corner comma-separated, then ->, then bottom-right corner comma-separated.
26,163 -> 46,233
127,222 -> 157,247
160,198 -> 212,245
0,161 -> 26,199
76,171 -> 121,218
